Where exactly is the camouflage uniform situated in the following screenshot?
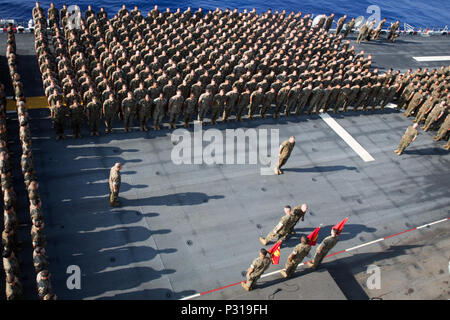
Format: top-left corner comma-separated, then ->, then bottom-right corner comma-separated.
183,97 -> 196,128
69,103 -> 83,138
86,100 -> 101,135
139,98 -> 153,131
122,97 -> 137,132
423,103 -> 446,131
283,242 -> 311,278
103,98 -> 117,133
261,213 -> 296,245
109,166 -> 121,206
153,96 -> 167,130
395,125 -> 418,155
276,139 -> 295,174
310,235 -> 339,269
244,255 -> 271,290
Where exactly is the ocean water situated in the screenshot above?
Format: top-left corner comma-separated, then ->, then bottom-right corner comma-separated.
0,0 -> 449,29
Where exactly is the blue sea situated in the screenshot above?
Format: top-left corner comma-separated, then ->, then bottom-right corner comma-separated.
0,0 -> 449,29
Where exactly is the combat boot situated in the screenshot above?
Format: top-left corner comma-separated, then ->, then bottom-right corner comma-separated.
280,270 -> 288,278
241,282 -> 250,291
110,201 -> 120,207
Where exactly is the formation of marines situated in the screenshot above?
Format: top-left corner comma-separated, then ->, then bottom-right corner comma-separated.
243,204 -> 341,291
2,25 -> 56,300
33,3 -> 416,141
357,18 -> 397,44
25,2 -> 449,297
394,66 -> 450,153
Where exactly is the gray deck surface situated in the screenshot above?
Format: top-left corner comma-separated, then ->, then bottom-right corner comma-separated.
12,106 -> 449,300
0,32 -> 449,300
198,269 -> 347,300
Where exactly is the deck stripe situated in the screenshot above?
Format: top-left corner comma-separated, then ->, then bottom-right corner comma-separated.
413,56 -> 450,62
319,113 -> 375,162
179,217 -> 449,300
6,96 -> 49,111
385,103 -> 398,109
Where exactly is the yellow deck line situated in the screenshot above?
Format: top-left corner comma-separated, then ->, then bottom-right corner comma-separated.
6,96 -> 49,111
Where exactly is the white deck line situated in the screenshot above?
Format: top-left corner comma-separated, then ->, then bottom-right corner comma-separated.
413,56 -> 450,62
319,113 -> 375,162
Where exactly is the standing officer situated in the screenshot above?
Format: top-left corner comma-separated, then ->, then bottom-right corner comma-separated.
241,248 -> 271,291
52,101 -> 67,140
211,89 -> 227,124
103,95 -> 117,134
422,102 -> 446,132
69,101 -> 83,138
287,203 -> 308,235
224,87 -> 239,122
249,87 -> 263,120
394,123 -> 419,155
198,89 -> 213,125
344,17 -> 355,37
274,136 -> 295,175
139,94 -> 153,131
183,93 -> 196,128
307,228 -> 339,270
280,236 -> 311,278
433,114 -> 450,141
236,88 -> 251,122
109,162 -> 122,207
86,96 -> 102,136
153,92 -> 167,130
168,90 -> 184,129
122,92 -> 137,132
335,15 -> 347,35
259,205 -> 295,245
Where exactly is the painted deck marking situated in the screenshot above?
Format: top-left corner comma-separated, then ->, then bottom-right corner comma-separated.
413,56 -> 450,62
319,113 -> 375,162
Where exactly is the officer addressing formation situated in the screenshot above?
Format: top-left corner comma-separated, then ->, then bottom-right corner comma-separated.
20,1 -> 450,298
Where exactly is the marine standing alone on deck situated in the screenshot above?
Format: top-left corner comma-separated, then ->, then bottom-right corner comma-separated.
394,123 -> 419,155
109,162 -> 122,207
241,248 -> 271,291
274,136 -> 295,175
